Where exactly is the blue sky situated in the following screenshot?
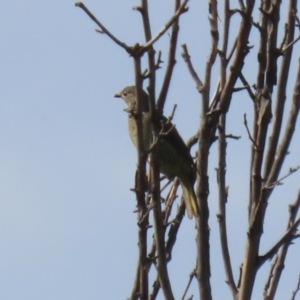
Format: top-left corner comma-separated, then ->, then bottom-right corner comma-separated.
1,1 -> 300,299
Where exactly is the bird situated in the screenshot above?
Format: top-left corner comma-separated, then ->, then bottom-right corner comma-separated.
114,85 -> 199,219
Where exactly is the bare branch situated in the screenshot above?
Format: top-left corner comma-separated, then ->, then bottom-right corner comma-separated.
263,189 -> 300,299
142,0 -> 189,52
263,0 -> 298,181
138,0 -> 156,111
263,255 -> 278,299
138,2 -> 175,297
202,0 -> 219,113
238,72 -> 256,101
181,44 -> 204,93
225,134 -> 241,140
282,35 -> 300,53
142,51 -> 163,79
265,0 -> 281,93
282,11 -> 300,53
233,85 -> 252,92
148,129 -> 175,300
76,1 -> 188,60
181,267 -> 197,300
226,38 -> 237,66
216,3 -> 234,288
216,114 -> 238,297
149,194 -> 186,299
291,274 -> 300,300
149,273 -> 160,300
194,2 -> 220,298
75,2 -> 131,52
279,23 -> 289,52
243,113 -> 259,149
258,217 -> 300,267
130,262 -> 141,300
169,104 -> 177,122
264,57 -> 300,201
264,165 -> 300,189
147,131 -> 198,299
238,0 -> 245,10
133,55 -> 150,300
217,0 -> 255,115
157,0 -> 181,114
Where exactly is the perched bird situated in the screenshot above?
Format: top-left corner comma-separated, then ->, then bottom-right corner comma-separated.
114,86 -> 199,219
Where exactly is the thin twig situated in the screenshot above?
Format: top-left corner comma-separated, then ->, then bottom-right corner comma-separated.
157,0 -> 181,114
181,267 -> 197,300
263,190 -> 300,300
142,0 -> 189,52
149,195 -> 186,299
75,2 -> 131,52
233,85 -> 251,92
291,274 -> 300,300
225,134 -> 241,140
279,23 -> 289,52
226,38 -> 237,66
263,255 -> 278,299
264,57 -> 300,202
243,113 -> 259,149
169,104 -> 177,122
139,0 -> 156,112
238,72 -> 256,101
282,35 -> 300,53
264,165 -> 300,189
258,217 -> 300,268
216,113 -> 238,297
181,44 -> 204,93
142,51 -> 163,79
148,131 -> 197,299
263,0 -> 298,183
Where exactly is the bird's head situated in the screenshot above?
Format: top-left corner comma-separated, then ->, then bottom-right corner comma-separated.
114,86 -> 149,112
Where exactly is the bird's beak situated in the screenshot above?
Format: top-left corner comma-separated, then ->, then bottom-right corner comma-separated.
114,92 -> 121,98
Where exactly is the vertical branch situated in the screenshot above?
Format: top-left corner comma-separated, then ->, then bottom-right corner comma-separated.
216,1 -> 237,297
202,0 -> 219,113
239,5 -> 300,300
149,155 -> 175,300
264,56 -> 300,200
157,0 -> 180,114
255,0 -> 270,91
264,190 -> 300,300
237,3 -> 273,300
130,263 -> 141,300
195,1 -> 219,299
133,54 -> 149,300
248,0 -> 271,223
264,0 -> 297,179
216,115 -> 238,297
217,1 -> 255,114
195,133 -> 212,300
291,274 -> 300,300
265,0 -> 281,93
139,2 -> 174,299
140,0 -> 156,107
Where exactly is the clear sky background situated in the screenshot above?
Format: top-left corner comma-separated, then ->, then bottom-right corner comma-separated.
1,1 -> 300,299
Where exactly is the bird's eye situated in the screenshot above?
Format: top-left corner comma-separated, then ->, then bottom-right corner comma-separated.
122,92 -> 127,97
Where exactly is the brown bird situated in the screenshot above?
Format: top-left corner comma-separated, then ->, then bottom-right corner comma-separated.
114,86 -> 199,219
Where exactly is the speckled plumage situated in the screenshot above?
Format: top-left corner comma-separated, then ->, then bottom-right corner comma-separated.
114,86 -> 199,218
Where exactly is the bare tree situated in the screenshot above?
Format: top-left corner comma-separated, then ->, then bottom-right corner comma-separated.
76,1 -> 300,299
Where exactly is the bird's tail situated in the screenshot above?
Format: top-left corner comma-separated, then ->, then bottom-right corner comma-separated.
181,181 -> 199,219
